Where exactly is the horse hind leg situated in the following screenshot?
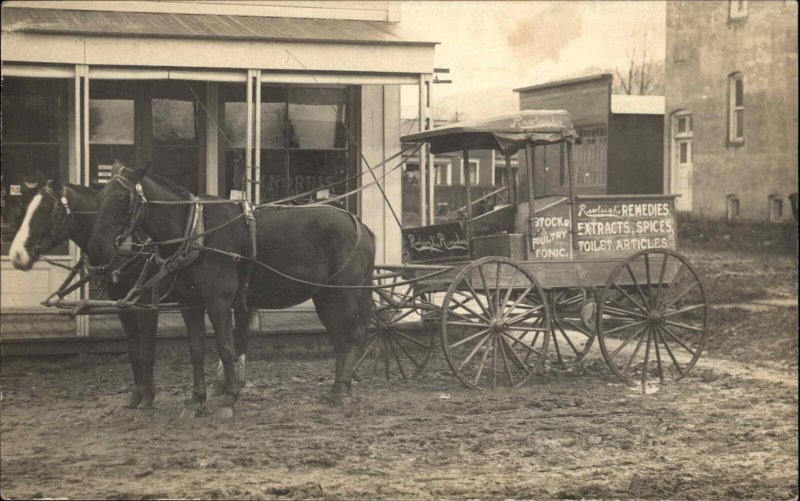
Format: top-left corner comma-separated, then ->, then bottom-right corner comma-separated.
206,298 -> 240,412
181,307 -> 208,405
313,288 -> 371,402
214,305 -> 253,393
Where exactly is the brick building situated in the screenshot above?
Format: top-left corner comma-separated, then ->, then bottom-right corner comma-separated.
665,0 -> 798,222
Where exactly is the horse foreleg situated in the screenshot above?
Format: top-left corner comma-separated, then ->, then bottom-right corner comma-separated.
207,300 -> 239,409
181,307 -> 207,403
135,310 -> 159,409
232,306 -> 253,388
118,311 -> 143,408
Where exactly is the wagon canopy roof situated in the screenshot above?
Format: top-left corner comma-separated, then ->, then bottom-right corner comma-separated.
400,110 -> 578,154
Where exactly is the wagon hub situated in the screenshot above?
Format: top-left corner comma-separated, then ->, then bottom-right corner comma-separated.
647,310 -> 665,325
491,319 -> 508,333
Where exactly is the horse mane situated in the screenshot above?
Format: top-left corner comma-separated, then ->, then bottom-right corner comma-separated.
147,173 -> 194,199
115,165 -> 194,199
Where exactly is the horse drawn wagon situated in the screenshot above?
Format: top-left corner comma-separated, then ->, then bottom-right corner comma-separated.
21,109 -> 706,404
355,110 -> 707,391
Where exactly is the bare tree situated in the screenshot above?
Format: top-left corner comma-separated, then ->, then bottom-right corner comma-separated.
614,33 -> 664,95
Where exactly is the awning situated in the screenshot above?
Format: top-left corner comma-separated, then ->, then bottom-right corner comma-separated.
401,110 -> 578,155
1,7 -> 436,75
1,7 -> 435,46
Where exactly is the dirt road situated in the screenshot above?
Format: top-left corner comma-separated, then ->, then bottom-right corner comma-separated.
1,340 -> 796,500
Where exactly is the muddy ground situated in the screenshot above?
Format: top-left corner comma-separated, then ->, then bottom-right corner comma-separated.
1,248 -> 797,500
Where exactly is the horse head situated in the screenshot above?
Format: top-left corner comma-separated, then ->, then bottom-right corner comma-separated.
87,163 -> 151,273
9,179 -> 81,270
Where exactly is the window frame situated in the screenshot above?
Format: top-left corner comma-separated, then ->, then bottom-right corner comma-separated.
769,194 -> 784,223
673,112 -> 694,167
728,72 -> 745,145
729,0 -> 748,20
460,158 -> 480,186
726,194 -> 740,222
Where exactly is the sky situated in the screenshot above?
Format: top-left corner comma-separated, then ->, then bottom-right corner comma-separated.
398,1 -> 666,121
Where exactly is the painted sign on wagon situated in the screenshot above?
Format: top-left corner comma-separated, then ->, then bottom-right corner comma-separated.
403,222 -> 469,262
528,196 -> 678,259
574,197 -> 677,258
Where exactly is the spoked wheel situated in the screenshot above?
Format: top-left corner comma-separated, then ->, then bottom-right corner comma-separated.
441,257 -> 551,390
548,289 -> 596,366
353,273 -> 436,382
597,249 -> 707,389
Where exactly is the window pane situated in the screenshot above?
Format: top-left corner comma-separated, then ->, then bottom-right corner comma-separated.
90,99 -> 134,144
153,99 -> 196,144
288,150 -> 348,201
735,110 -> 744,138
223,102 -> 248,149
288,88 -> 347,150
677,117 -> 687,133
680,142 -> 689,164
1,93 -> 60,143
258,150 -> 288,201
735,78 -> 744,106
260,103 -> 287,149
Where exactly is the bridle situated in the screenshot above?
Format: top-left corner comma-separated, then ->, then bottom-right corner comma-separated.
31,183 -> 75,259
86,174 -> 150,275
107,174 -> 148,250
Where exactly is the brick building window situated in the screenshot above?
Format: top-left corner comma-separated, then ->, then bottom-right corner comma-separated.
729,0 -> 747,19
728,72 -> 744,144
769,195 -> 784,223
727,194 -> 740,222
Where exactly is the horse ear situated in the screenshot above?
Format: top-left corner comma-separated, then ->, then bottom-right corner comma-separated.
48,179 -> 62,191
111,159 -> 126,177
128,162 -> 152,183
35,172 -> 49,188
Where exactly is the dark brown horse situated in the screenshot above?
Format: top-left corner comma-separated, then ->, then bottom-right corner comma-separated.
86,165 -> 375,411
9,180 -> 166,409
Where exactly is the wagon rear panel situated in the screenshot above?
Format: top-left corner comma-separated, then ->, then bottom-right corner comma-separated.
529,194 -> 678,261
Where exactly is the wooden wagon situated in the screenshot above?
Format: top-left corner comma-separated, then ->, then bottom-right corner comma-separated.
355,110 -> 707,391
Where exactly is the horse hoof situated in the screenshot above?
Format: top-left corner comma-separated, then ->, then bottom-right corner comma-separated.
125,393 -> 143,409
322,392 -> 350,406
217,406 -> 234,419
181,402 -> 208,418
136,398 -> 154,410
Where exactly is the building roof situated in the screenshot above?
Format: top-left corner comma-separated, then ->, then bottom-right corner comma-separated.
0,6 -> 436,46
513,73 -> 612,93
610,95 -> 665,115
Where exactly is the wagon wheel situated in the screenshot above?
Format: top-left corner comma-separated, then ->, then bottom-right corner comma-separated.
548,289 -> 596,366
441,257 -> 551,390
596,249 -> 707,389
353,273 -> 436,381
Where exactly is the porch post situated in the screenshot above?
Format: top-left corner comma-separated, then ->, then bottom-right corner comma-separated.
253,70 -> 262,204
418,74 -> 427,226
426,76 -> 435,224
77,64 -> 90,337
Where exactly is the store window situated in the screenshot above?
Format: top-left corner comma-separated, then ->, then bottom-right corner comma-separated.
89,80 -> 203,192
1,78 -> 69,255
221,84 -> 354,210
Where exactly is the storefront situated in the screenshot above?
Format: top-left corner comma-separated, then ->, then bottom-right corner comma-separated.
1,2 -> 436,322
